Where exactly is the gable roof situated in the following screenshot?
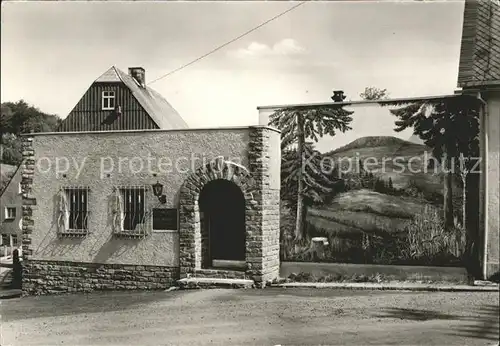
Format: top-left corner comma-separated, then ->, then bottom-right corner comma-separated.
95,67 -> 121,83
457,0 -> 500,88
94,66 -> 189,129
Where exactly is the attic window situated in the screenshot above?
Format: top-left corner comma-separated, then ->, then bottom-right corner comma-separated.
102,91 -> 116,110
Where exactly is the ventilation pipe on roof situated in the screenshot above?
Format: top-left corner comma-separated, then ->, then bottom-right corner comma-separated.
128,67 -> 146,87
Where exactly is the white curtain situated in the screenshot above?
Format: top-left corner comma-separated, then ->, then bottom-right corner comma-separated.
58,189 -> 70,232
113,188 -> 125,232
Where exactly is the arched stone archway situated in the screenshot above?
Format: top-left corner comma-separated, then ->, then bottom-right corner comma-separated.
178,157 -> 259,277
199,179 -> 246,266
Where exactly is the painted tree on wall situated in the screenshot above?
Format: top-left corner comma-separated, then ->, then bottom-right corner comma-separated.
281,142 -> 343,213
269,97 -> 354,244
380,95 -> 481,274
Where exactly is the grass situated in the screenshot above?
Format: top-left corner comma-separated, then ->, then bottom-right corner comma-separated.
277,272 -> 467,285
306,190 -> 432,239
280,190 -> 465,266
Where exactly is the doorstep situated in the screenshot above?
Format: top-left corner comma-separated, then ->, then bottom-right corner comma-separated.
0,288 -> 22,299
177,277 -> 255,289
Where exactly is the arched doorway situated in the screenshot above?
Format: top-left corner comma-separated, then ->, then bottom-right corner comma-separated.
199,179 -> 246,268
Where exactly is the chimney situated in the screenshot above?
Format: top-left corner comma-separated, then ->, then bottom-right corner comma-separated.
331,90 -> 346,102
128,67 -> 146,87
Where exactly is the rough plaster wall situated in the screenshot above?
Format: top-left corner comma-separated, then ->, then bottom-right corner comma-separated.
267,128 -> 281,190
487,93 -> 500,275
30,129 -> 250,266
0,167 -> 23,236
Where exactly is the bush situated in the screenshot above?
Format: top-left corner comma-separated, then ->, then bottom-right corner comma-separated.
397,205 -> 465,265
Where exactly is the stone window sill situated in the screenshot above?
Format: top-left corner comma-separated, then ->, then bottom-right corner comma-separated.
113,231 -> 149,238
58,230 -> 89,238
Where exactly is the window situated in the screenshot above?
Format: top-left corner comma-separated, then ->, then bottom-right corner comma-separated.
120,188 -> 146,231
1,234 -> 8,246
18,183 -> 22,194
102,91 -> 116,110
11,235 -> 18,246
5,207 -> 16,220
64,187 -> 90,233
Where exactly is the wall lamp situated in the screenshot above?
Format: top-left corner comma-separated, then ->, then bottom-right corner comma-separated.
152,181 -> 167,204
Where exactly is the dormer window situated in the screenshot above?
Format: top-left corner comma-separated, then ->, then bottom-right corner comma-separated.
102,91 -> 116,110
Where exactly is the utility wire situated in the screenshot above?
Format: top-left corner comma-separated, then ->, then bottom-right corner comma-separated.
147,1 -> 308,85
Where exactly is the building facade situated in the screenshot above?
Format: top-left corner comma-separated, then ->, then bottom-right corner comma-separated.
0,164 -> 23,254
58,66 -> 188,132
21,126 -> 281,295
3,65 -> 188,259
457,0 -> 500,279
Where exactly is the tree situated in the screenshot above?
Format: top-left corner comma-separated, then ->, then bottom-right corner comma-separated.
360,87 -> 389,101
1,100 -> 61,165
381,96 -> 479,228
269,102 -> 353,243
380,95 -> 481,276
281,142 -> 342,210
388,177 -> 394,190
1,133 -> 22,165
1,100 -> 61,135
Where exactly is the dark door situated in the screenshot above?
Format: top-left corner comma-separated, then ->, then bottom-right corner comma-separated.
199,179 -> 245,263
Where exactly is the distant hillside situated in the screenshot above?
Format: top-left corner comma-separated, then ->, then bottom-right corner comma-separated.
306,189 -> 431,237
408,134 -> 425,145
323,136 -> 444,194
328,136 -> 413,155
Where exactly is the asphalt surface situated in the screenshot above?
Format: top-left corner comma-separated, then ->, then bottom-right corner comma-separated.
1,288 -> 499,345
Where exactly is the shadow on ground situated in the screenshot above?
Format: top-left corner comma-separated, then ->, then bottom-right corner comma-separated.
446,305 -> 500,342
375,305 -> 500,343
1,290 -> 180,322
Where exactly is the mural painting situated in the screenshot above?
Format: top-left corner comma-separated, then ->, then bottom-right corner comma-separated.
267,90 -> 482,269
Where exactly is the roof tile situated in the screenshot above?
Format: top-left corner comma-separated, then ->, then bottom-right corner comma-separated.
112,67 -> 189,129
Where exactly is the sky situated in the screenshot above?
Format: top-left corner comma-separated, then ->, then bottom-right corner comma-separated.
1,1 -> 466,152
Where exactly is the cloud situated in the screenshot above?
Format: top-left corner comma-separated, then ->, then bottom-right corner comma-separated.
228,38 -> 306,59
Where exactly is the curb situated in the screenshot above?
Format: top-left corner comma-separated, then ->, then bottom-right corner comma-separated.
271,282 -> 500,292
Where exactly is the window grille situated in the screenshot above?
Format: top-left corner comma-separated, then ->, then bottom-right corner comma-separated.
113,186 -> 150,238
59,187 -> 90,237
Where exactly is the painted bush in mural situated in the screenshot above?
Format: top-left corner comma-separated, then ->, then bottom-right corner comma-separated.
268,93 -> 481,267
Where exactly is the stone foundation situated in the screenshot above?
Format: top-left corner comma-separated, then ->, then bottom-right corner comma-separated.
22,260 -> 179,295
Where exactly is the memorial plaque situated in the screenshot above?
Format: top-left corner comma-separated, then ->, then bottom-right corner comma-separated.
153,208 -> 178,230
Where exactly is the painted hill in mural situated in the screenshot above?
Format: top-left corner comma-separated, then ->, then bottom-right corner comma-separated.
279,136 -> 465,265
324,135 -> 443,195
306,189 -> 431,237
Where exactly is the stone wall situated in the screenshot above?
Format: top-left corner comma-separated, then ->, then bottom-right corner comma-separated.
177,126 -> 281,287
22,260 -> 179,295
21,126 -> 281,294
21,137 -> 35,261
247,127 -> 281,284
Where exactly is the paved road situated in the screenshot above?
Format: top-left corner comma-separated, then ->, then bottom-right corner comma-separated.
1,288 -> 499,345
